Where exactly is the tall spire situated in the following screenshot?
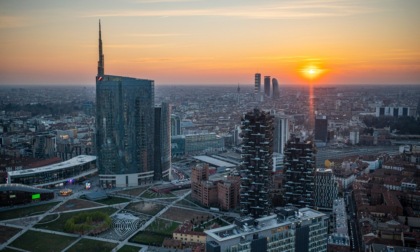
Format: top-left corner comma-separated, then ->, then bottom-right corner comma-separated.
98,19 -> 104,76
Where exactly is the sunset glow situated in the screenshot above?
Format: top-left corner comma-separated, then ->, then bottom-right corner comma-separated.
301,65 -> 325,81
0,0 -> 419,86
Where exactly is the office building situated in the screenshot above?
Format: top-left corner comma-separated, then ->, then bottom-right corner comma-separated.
7,155 -> 97,187
272,78 -> 279,99
240,109 -> 273,218
32,133 -> 56,159
314,168 -> 338,210
95,21 -> 157,188
283,138 -> 316,207
315,115 -> 328,143
171,114 -> 181,136
154,102 -> 171,181
273,114 -> 289,154
205,207 -> 329,252
191,164 -> 217,207
375,106 -> 416,117
254,73 -> 261,101
264,76 -> 271,97
191,163 -> 240,211
184,133 -> 224,155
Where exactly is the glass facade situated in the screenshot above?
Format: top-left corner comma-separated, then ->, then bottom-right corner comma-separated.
96,75 -> 155,180
154,102 -> 171,180
7,155 -> 96,187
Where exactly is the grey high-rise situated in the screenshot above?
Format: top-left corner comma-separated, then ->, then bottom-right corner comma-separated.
154,102 -> 171,181
264,76 -> 271,97
272,78 -> 279,99
96,21 -> 156,188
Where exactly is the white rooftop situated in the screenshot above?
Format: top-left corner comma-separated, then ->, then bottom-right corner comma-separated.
8,155 -> 96,176
193,155 -> 236,168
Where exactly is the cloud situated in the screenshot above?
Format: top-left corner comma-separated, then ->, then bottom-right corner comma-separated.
84,0 -> 380,20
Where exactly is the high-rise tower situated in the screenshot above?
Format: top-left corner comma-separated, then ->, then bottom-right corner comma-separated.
254,73 -> 261,101
97,20 -> 104,77
283,138 -> 316,207
154,102 -> 171,181
315,115 -> 328,143
273,114 -> 289,154
96,21 -> 157,188
264,76 -> 271,97
240,109 -> 274,218
272,78 -> 279,99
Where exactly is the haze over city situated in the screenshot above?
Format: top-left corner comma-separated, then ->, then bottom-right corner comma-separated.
1,0 -> 419,86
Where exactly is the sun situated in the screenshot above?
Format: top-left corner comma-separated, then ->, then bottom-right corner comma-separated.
301,65 -> 324,80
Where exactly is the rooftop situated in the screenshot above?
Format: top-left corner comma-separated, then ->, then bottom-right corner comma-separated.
8,155 -> 96,176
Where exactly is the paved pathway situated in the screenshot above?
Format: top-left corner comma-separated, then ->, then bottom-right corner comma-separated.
0,187 -> 209,252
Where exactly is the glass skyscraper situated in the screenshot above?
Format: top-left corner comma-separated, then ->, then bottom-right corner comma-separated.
95,21 -> 156,188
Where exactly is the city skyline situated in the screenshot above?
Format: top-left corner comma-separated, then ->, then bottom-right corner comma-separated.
0,0 -> 419,86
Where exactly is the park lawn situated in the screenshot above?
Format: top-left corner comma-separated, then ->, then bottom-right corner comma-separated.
0,226 -> 22,244
175,198 -> 199,208
9,230 -> 76,252
129,231 -> 169,246
93,196 -> 130,205
0,202 -> 58,221
118,245 -> 143,252
67,238 -> 117,252
146,218 -> 180,235
34,207 -> 117,232
125,201 -> 165,216
2,247 -> 22,252
130,218 -> 180,246
140,190 -> 176,199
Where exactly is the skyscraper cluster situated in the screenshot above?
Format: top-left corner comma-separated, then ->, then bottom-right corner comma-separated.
254,73 -> 280,102
95,21 -> 170,188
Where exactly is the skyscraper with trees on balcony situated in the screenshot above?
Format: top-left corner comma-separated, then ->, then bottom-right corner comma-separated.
240,109 -> 274,218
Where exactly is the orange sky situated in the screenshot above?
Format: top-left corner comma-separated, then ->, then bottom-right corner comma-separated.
0,0 -> 419,86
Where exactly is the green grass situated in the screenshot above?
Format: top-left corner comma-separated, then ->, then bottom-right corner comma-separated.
125,201 -> 165,216
34,207 -> 117,232
146,218 -> 180,235
2,247 -> 22,252
140,190 -> 176,199
93,196 -> 130,205
0,202 -> 58,221
66,238 -> 117,252
129,231 -> 169,246
175,198 -> 199,208
9,230 -> 76,252
118,245 -> 143,252
130,218 -> 180,246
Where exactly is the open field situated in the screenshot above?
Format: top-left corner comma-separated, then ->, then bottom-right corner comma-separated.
8,230 -> 76,252
67,238 -> 117,252
53,198 -> 102,212
35,207 -> 117,232
0,226 -> 21,244
125,201 -> 165,216
141,190 -> 176,199
130,218 -> 180,246
115,187 -> 148,197
0,202 -> 58,221
93,196 -> 131,205
117,245 -> 143,252
160,206 -> 213,223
